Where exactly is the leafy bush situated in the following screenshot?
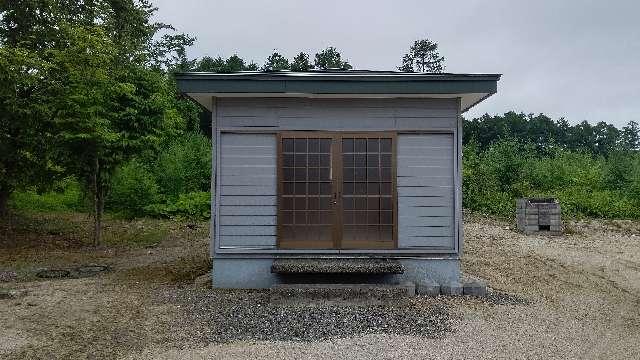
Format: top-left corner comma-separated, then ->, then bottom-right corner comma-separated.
10,177 -> 85,212
463,139 -> 640,219
107,159 -> 159,219
154,132 -> 211,198
145,191 -> 210,220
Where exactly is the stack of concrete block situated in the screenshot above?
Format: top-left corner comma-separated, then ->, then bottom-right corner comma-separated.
516,198 -> 562,234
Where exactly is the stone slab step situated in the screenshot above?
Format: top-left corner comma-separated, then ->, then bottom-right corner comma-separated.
270,283 -> 415,305
271,258 -> 404,275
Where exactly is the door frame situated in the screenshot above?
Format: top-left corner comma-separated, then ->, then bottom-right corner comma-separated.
276,131 -> 398,250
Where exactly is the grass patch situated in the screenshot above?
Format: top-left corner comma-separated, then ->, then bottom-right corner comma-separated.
9,178 -> 86,213
102,219 -> 169,248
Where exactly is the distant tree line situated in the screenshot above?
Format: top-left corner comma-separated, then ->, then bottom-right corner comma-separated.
185,47 -> 353,73
184,39 -> 446,73
464,112 -> 640,156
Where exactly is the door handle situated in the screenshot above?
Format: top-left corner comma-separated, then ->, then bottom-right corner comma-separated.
332,192 -> 341,205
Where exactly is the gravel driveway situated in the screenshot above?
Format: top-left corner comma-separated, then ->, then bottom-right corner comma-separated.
2,216 -> 640,359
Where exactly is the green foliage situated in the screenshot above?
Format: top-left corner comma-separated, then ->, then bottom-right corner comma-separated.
463,139 -> 640,219
154,133 -> 211,198
291,52 -> 312,71
314,47 -> 352,70
10,178 -> 85,213
461,141 -> 514,217
107,159 -> 159,219
145,191 -> 210,220
1,0 -> 197,244
0,45 -> 58,212
104,132 -> 210,220
464,112 -> 639,156
398,39 -> 445,73
262,51 -> 290,71
602,151 -> 635,190
194,54 -> 259,72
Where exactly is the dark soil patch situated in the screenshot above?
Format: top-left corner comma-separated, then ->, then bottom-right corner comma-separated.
36,269 -> 71,279
117,256 -> 211,284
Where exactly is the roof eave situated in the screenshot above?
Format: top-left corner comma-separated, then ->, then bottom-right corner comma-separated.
175,72 -> 500,112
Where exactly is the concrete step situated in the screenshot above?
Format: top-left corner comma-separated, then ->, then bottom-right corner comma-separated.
270,283 -> 415,306
271,258 -> 404,275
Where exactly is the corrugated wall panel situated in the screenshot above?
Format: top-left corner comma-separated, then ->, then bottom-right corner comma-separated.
218,98 -> 458,130
218,133 -> 278,248
397,134 -> 455,249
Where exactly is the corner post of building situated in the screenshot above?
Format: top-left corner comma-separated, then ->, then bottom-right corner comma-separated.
455,97 -> 464,257
210,96 -> 218,258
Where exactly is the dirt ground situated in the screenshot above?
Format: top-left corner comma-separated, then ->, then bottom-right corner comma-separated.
1,212 -> 640,359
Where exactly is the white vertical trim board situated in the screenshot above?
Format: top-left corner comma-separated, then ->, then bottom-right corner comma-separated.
210,96 -> 217,257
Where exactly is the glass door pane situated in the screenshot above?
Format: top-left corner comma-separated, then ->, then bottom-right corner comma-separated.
341,135 -> 395,249
279,135 -> 335,249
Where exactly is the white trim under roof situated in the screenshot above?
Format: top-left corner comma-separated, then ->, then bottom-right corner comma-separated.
186,92 -> 491,113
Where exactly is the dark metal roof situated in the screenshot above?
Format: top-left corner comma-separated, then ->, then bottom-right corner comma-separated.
176,69 -> 501,82
175,70 -> 501,112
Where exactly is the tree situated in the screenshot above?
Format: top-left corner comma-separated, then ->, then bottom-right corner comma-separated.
314,47 -> 352,70
262,51 -> 290,71
593,121 -> 620,156
291,52 -> 312,71
194,54 -> 258,73
47,25 -> 173,245
0,0 -> 198,243
398,39 -> 445,73
620,121 -> 640,150
0,46 -> 56,214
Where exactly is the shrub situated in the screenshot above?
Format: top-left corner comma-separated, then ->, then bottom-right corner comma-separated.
9,177 -> 85,212
602,151 -> 635,190
462,139 -> 640,219
154,132 -> 211,198
145,191 -> 210,220
107,159 -> 159,218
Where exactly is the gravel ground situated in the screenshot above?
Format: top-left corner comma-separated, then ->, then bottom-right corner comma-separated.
2,215 -> 640,359
166,289 -> 451,343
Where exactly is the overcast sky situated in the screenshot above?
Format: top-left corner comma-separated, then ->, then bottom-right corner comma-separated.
153,0 -> 639,127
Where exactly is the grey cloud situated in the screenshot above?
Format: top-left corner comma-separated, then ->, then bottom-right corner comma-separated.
153,0 -> 640,127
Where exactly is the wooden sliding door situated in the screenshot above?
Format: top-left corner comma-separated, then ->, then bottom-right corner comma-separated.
277,133 -> 336,249
340,134 -> 397,249
277,132 -> 396,250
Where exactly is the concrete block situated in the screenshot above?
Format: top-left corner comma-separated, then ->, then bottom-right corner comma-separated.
463,280 -> 487,297
400,281 -> 416,296
440,281 -> 463,296
416,278 -> 440,297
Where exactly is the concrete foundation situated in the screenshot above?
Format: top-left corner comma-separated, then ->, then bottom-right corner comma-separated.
211,257 -> 460,289
441,281 -> 463,296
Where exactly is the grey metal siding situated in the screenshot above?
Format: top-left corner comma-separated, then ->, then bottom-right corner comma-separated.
218,133 -> 277,248
217,98 -> 457,131
214,97 -> 459,254
397,134 -> 455,249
